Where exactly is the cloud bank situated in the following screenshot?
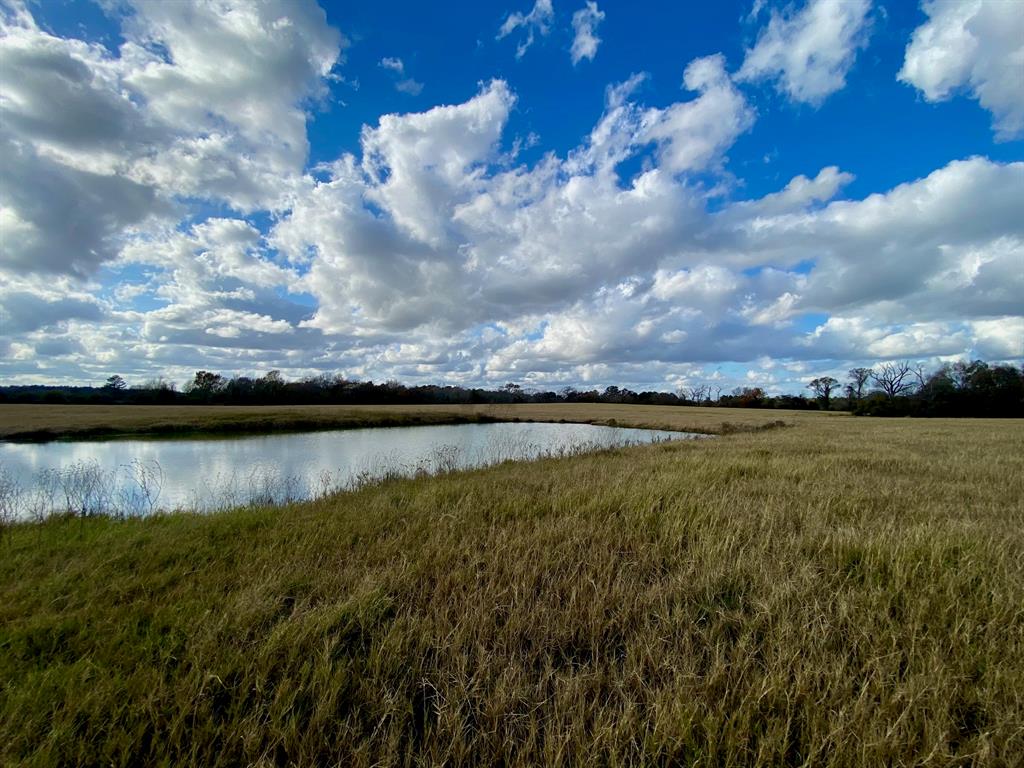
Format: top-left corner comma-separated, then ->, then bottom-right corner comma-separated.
1,0 -> 1021,395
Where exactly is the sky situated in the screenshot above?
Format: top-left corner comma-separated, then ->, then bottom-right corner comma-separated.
1,0 -> 1022,395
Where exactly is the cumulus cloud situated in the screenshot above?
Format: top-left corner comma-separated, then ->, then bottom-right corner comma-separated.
0,135 -> 163,276
732,157 -> 1024,318
272,60 -> 755,343
2,0 -> 1020,392
263,59 -> 1019,391
360,80 -> 516,246
0,277 -> 105,334
0,0 -> 344,277
640,54 -> 756,174
497,0 -> 554,59
570,1 -> 604,65
730,166 -> 854,217
898,0 -> 1024,139
737,0 -> 872,105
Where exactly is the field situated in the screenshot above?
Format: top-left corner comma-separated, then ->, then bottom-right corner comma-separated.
1,406 -> 1023,766
0,402 -> 832,441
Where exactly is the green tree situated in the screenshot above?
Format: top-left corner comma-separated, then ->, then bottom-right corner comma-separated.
807,376 -> 839,409
189,370 -> 224,395
103,375 -> 127,391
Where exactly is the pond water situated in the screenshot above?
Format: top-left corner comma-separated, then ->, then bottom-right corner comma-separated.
0,421 -> 704,518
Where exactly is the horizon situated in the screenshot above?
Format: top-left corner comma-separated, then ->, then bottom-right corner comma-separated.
1,0 -> 1022,395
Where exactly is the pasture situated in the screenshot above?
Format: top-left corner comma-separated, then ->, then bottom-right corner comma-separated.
1,406 -> 1022,766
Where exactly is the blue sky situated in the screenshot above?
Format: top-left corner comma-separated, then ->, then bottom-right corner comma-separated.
1,0 -> 1022,393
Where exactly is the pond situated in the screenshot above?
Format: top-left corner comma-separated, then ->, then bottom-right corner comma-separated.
0,421 -> 704,519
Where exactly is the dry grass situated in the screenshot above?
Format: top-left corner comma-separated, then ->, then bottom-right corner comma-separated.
0,402 -> 830,441
1,414 -> 1022,766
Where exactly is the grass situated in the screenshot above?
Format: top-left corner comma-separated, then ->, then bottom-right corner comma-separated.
0,402 -> 826,441
1,409 -> 1023,766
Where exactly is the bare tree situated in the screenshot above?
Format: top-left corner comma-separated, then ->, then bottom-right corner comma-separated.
871,361 -> 915,401
912,363 -> 929,390
846,367 -> 872,401
807,376 -> 839,409
686,384 -> 709,405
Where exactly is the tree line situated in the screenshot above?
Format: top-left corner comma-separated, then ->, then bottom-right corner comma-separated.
824,360 -> 1024,417
1,359 -> 1020,416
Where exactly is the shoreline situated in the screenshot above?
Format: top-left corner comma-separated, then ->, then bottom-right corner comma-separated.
0,402 -> 807,443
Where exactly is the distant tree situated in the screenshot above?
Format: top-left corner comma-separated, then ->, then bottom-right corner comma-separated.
257,370 -> 285,400
188,370 -> 224,396
137,377 -> 176,392
103,375 -> 127,391
846,368 -> 872,401
912,363 -> 929,390
871,362 -> 914,402
950,360 -> 988,391
261,370 -> 284,388
685,384 -> 710,405
503,382 -> 526,403
807,376 -> 839,409
731,386 -> 766,408
134,377 -> 178,404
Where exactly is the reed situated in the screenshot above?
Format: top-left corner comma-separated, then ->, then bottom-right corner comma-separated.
1,414 -> 1022,766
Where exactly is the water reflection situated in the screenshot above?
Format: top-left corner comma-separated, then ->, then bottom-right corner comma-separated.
0,421 -> 704,519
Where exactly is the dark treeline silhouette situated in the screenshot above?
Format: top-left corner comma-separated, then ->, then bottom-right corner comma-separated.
1,359 -> 1021,416
846,360 -> 1024,417
0,373 -> 695,408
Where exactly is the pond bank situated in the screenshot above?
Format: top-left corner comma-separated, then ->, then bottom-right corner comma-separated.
1,422 -> 703,518
0,402 -> 808,442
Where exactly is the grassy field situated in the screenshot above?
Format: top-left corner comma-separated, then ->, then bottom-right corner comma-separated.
1,408 -> 1023,766
0,402 -> 833,441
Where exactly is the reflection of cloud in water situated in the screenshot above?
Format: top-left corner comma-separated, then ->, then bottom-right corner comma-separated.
1,423 -> 706,518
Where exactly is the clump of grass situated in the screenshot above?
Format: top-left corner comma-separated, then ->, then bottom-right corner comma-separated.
1,417 -> 1022,766
1,459 -> 165,521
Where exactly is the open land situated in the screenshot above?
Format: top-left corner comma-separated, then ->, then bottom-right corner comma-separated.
0,402 -> 832,441
1,406 -> 1022,766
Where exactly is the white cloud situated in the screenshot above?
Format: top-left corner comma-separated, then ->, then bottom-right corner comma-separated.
2,0 -> 1020,391
732,166 -> 854,217
359,80 -> 516,246
970,317 -> 1024,358
121,0 -> 344,209
899,0 -> 1024,139
0,135 -> 164,276
497,0 -> 554,59
0,0 -> 344,277
265,66 -> 1021,389
737,0 -> 872,105
640,55 -> 755,174
379,55 -> 424,95
570,1 -> 604,65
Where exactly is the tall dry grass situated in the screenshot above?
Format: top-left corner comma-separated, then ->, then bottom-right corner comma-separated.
1,415 -> 1022,766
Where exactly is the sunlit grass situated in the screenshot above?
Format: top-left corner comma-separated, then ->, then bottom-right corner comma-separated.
1,412 -> 1022,766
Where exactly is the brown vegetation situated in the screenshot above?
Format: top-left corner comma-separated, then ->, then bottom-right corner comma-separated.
1,410 -> 1022,765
